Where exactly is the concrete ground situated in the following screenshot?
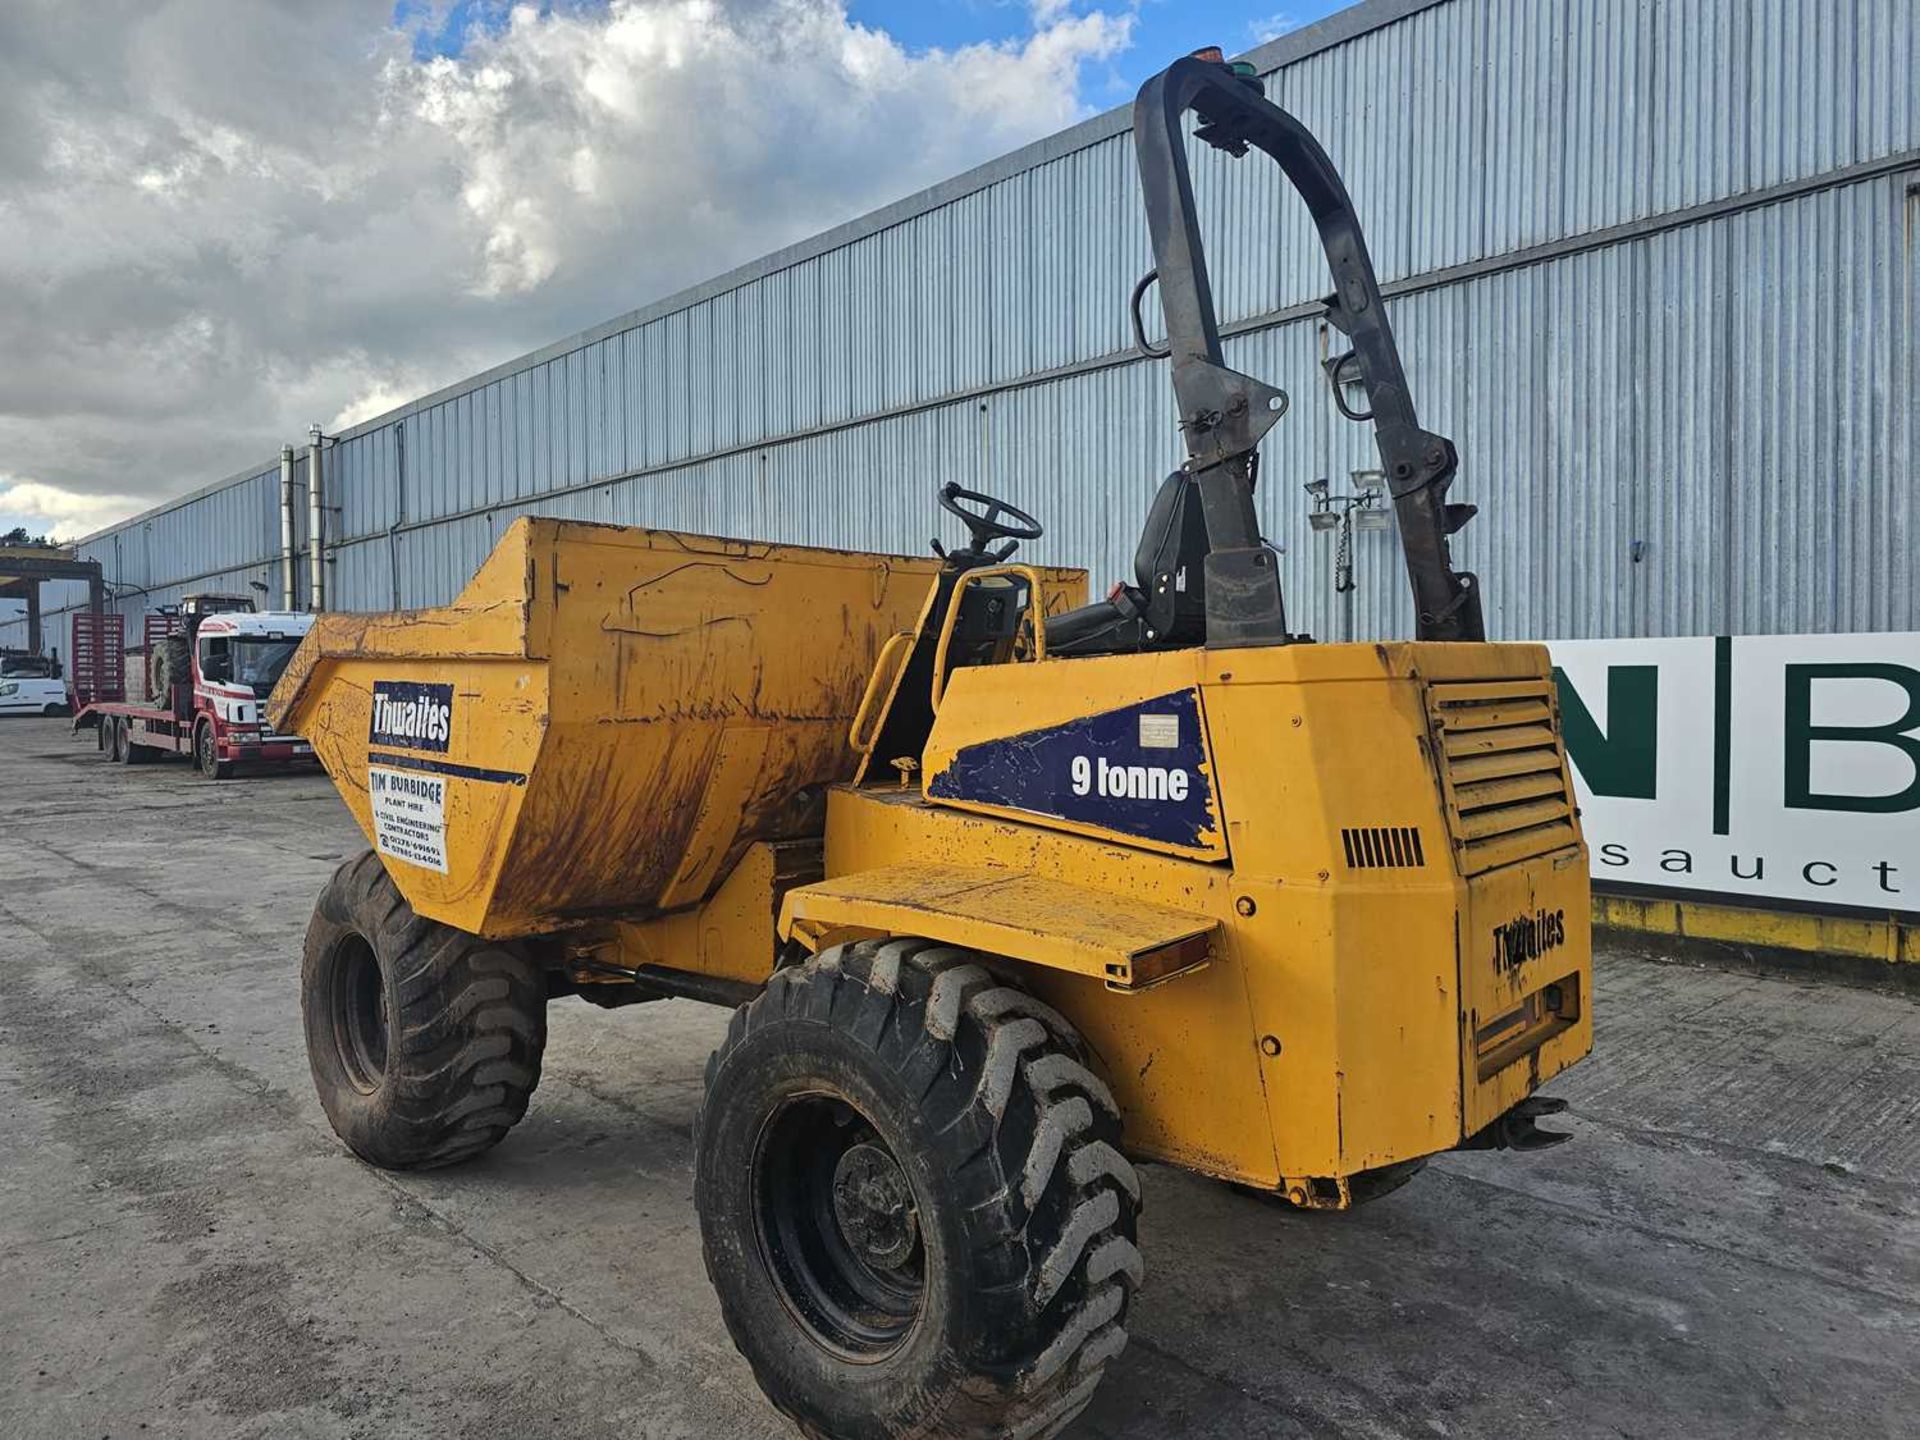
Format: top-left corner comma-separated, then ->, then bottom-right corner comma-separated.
1,714 -> 1915,1440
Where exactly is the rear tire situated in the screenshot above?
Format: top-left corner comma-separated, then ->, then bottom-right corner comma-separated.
696,938 -> 1142,1440
114,718 -> 143,765
301,850 -> 547,1169
124,720 -> 157,763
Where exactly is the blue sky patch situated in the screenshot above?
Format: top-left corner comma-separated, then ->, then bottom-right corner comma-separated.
396,3 -> 1352,87
395,0 -> 540,60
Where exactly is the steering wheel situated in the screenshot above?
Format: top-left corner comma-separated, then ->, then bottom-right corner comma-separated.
938,482 -> 1044,556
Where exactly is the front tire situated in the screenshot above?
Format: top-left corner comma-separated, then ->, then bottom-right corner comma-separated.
696,938 -> 1142,1440
301,851 -> 547,1169
194,721 -> 232,778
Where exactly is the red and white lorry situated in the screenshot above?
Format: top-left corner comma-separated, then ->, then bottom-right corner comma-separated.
72,596 -> 318,778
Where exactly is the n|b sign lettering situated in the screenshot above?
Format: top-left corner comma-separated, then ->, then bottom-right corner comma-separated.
1550,634 -> 1918,914
1783,662 -> 1920,815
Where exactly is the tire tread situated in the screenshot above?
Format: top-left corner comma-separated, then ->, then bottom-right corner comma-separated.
697,936 -> 1140,1440
302,850 -> 546,1171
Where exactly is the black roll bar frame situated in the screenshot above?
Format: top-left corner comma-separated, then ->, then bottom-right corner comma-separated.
1133,55 -> 1485,645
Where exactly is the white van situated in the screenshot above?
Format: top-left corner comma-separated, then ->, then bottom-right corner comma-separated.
0,676 -> 70,716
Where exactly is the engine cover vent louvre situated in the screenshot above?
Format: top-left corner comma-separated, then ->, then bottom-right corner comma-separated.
1425,677 -> 1582,875
1341,825 -> 1426,868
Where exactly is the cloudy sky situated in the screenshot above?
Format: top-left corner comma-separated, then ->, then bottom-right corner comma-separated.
0,0 -> 1337,542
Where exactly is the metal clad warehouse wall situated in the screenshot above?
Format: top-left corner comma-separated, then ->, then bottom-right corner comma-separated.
6,0 -> 1914,653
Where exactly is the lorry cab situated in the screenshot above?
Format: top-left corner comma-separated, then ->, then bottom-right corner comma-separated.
189,611 -> 316,775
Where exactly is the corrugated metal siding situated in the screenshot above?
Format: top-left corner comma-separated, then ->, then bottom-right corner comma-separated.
25,0 -> 1918,651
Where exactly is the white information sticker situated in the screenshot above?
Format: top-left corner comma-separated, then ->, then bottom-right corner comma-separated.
368,765 -> 448,874
1138,713 -> 1180,749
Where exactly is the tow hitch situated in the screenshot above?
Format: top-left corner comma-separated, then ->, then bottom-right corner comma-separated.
1461,1094 -> 1573,1152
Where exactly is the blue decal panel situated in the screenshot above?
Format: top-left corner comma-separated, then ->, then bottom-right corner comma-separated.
369,680 -> 454,753
927,689 -> 1222,853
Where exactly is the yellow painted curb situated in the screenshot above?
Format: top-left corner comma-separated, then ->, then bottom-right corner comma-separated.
1595,892 -> 1919,965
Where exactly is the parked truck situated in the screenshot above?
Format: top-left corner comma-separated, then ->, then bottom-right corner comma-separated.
75,596 -> 317,777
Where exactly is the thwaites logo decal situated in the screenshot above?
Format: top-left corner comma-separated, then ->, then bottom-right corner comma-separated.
369,680 -> 454,753
1492,907 -> 1567,973
927,689 -> 1219,850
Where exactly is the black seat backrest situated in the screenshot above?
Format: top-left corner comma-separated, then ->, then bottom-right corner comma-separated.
1133,471 -> 1209,645
1044,469 -> 1213,656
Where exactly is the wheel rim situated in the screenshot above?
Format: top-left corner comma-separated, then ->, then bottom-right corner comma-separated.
753,1094 -> 925,1361
328,936 -> 389,1093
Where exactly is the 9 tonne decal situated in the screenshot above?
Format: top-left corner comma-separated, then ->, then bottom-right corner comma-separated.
929,689 -> 1221,851
1070,753 -> 1192,803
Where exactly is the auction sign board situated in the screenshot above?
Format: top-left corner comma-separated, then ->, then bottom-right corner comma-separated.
1549,633 -> 1919,915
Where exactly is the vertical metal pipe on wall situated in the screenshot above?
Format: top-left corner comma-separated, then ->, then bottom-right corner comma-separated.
279,444 -> 297,611
387,422 -> 406,610
307,425 -> 326,613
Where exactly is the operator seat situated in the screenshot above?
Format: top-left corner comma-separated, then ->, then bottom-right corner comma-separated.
1045,470 -> 1209,655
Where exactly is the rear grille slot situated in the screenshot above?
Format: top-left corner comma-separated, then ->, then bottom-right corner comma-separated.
1427,679 -> 1581,875
1341,825 -> 1426,868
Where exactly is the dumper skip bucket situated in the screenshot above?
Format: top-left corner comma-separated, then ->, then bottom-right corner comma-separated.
270,518 -> 943,938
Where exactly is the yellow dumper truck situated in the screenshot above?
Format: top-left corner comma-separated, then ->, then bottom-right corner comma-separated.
274,52 -> 1592,1440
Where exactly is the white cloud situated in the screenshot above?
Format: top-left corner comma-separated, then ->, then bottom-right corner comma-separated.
1247,12 -> 1298,45
0,0 -> 1134,534
0,478 -> 144,541
398,0 -> 1132,299
330,380 -> 427,433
